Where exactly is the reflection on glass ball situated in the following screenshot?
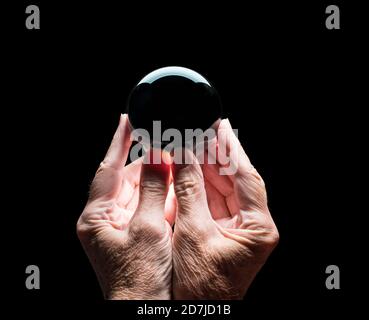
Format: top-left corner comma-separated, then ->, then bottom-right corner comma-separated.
127,66 -> 222,148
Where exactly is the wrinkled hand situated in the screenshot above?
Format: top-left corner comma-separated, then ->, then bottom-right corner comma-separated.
172,119 -> 279,299
77,115 -> 176,299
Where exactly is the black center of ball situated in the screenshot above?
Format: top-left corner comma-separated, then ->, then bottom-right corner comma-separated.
127,67 -> 222,148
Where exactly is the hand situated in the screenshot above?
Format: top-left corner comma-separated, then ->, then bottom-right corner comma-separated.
171,119 -> 279,299
77,114 -> 176,300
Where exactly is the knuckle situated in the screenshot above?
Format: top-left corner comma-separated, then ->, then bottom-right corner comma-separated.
140,180 -> 166,197
99,160 -> 118,171
262,224 -> 280,249
95,161 -> 111,176
175,179 -> 202,199
76,215 -> 90,240
98,161 -> 106,171
129,218 -> 166,241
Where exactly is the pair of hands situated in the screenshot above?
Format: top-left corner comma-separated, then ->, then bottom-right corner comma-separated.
77,114 -> 279,300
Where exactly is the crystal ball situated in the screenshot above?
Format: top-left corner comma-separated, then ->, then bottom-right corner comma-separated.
127,66 -> 222,148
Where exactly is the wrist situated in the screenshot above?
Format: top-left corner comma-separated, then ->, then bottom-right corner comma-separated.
104,287 -> 171,300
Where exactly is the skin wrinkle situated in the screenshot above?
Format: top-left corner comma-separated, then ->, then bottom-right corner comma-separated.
204,177 -> 231,219
235,171 -> 268,211
173,226 -> 234,299
77,115 -> 279,300
170,121 -> 279,299
77,120 -> 173,299
81,221 -> 172,300
201,162 -> 234,197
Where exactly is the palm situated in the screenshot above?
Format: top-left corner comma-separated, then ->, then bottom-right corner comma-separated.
85,157 -> 176,234
202,159 -> 275,256
202,161 -> 240,229
81,158 -> 140,234
109,158 -> 142,231
199,121 -> 276,254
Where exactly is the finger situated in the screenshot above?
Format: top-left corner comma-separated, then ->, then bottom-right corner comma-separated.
116,157 -> 143,209
217,119 -> 268,212
133,149 -> 171,221
103,114 -> 132,170
171,148 -> 213,223
204,177 -> 231,220
201,156 -> 233,197
89,114 -> 132,201
217,118 -> 253,175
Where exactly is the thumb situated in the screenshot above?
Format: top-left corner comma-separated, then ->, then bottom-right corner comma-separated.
89,114 -> 132,202
133,148 -> 171,221
218,118 -> 267,212
171,148 -> 212,224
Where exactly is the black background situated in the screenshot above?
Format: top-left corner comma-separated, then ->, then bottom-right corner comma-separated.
2,0 -> 367,317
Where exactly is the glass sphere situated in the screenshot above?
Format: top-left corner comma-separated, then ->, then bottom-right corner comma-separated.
127,66 -> 222,148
